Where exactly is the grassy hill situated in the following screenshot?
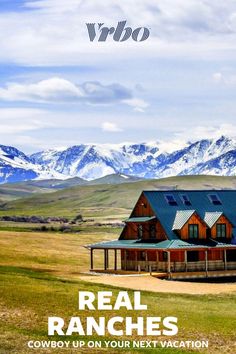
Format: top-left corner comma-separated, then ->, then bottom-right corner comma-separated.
0,177 -> 88,201
0,174 -> 139,201
1,175 -> 236,219
0,229 -> 235,354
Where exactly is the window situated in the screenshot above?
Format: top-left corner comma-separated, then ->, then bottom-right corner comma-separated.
189,224 -> 199,238
180,194 -> 191,206
187,251 -> 199,262
165,194 -> 178,206
138,224 -> 143,239
208,194 -> 222,205
216,223 -> 226,238
227,250 -> 236,262
149,224 -> 156,239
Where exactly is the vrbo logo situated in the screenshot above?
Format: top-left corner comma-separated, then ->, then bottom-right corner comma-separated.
86,20 -> 150,42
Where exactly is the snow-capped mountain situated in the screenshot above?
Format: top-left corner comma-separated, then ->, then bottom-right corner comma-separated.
31,142 -> 161,180
1,136 -> 236,183
0,145 -> 39,183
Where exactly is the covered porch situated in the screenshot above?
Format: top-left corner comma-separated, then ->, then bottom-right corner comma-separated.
87,240 -> 236,279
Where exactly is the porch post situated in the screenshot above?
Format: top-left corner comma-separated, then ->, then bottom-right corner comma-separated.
104,249 -> 107,270
224,249 -> 227,270
167,251 -> 171,278
135,250 -> 138,271
114,249 -> 117,271
90,248 -> 94,270
205,250 -> 208,277
124,250 -> 127,271
156,251 -> 159,271
145,250 -> 148,271
106,249 -> 109,269
184,250 -> 188,272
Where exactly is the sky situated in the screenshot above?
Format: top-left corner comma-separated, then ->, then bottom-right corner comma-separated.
1,0 -> 236,152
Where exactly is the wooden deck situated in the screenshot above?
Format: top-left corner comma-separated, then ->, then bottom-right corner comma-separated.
89,269 -> 168,277
170,269 -> 236,280
89,269 -> 236,280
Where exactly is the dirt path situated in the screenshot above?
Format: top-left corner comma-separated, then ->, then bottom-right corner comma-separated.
81,274 -> 236,295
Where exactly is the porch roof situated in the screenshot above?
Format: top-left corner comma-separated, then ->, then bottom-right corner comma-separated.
124,216 -> 156,223
86,239 -> 236,250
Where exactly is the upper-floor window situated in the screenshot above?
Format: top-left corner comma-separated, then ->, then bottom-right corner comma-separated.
216,223 -> 226,238
189,224 -> 199,239
165,194 -> 178,206
180,194 -> 191,206
138,224 -> 143,239
208,193 -> 222,205
149,224 -> 156,239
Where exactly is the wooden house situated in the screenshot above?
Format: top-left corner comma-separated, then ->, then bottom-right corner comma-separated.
87,190 -> 236,279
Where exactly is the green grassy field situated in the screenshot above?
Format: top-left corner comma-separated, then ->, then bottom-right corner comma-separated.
1,175 -> 236,220
0,229 -> 235,354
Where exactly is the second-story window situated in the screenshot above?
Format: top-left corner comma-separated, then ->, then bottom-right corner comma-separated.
138,224 -> 143,239
216,223 -> 226,238
189,224 -> 199,239
149,224 -> 156,239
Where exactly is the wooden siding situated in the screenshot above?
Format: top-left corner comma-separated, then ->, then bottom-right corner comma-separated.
170,251 -> 184,262
121,220 -> 167,240
208,249 -> 223,261
180,213 -> 207,240
121,193 -> 168,241
131,193 -> 154,217
210,215 -> 232,239
122,250 -> 227,263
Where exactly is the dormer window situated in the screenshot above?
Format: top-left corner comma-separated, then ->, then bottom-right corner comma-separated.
180,194 -> 191,206
208,194 -> 222,205
189,224 -> 199,239
216,223 -> 226,238
165,194 -> 178,206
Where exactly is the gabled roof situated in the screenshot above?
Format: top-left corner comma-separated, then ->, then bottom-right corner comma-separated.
143,190 -> 236,242
172,210 -> 195,230
204,211 -> 223,228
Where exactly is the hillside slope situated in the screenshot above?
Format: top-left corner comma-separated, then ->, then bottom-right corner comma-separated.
1,175 -> 236,219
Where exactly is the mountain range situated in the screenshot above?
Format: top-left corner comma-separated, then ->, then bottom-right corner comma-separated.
1,135 -> 236,184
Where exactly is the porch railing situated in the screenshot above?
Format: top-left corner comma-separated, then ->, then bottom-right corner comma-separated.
122,260 -> 236,272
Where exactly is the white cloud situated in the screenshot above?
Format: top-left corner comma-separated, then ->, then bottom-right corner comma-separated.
0,78 -> 84,103
212,71 -> 236,85
102,121 -> 122,132
212,72 -> 223,83
0,1 -> 236,66
122,98 -> 149,112
173,123 -> 236,142
0,77 -> 148,110
0,108 -> 52,133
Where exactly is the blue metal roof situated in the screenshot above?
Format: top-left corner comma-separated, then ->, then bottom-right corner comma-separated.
87,190 -> 236,250
143,190 -> 236,242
